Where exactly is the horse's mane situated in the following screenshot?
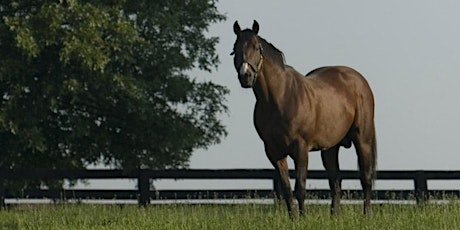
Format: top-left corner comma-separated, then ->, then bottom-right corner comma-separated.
258,36 -> 286,69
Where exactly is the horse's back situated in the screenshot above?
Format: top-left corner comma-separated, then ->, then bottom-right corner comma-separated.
305,66 -> 373,99
306,66 -> 364,80
305,66 -> 329,76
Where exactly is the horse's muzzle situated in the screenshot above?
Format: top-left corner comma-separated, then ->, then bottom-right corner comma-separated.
238,73 -> 256,88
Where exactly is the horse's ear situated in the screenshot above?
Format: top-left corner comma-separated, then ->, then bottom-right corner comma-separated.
252,20 -> 259,34
233,21 -> 241,35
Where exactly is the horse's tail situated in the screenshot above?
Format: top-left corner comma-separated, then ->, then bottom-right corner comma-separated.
370,123 -> 378,184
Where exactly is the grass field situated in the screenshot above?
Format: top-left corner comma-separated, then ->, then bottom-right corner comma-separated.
1,201 -> 459,229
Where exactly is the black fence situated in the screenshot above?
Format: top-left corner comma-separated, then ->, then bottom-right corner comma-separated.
1,169 -> 460,207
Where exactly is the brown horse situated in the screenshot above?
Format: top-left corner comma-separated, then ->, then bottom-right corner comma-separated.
231,20 -> 377,217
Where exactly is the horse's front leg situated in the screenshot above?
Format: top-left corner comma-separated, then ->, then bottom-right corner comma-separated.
273,157 -> 295,218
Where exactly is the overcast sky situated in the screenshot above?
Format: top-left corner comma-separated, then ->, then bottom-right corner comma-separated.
189,0 -> 460,175
83,1 -> 460,191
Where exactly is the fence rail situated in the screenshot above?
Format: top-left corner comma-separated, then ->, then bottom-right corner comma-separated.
1,169 -> 460,207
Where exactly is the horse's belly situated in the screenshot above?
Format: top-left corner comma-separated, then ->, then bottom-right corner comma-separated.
306,112 -> 354,149
256,115 -> 352,152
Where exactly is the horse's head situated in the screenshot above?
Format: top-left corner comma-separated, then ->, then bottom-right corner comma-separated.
231,20 -> 263,88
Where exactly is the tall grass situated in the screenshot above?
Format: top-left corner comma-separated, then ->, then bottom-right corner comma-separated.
0,201 -> 459,229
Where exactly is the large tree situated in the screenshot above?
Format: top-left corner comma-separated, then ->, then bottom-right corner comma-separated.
0,0 -> 228,170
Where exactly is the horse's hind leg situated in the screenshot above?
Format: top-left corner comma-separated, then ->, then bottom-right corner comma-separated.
321,145 -> 341,215
352,127 -> 377,215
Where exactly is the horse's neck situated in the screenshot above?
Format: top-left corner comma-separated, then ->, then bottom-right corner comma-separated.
253,62 -> 299,106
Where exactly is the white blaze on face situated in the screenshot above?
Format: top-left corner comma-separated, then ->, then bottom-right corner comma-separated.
239,62 -> 249,76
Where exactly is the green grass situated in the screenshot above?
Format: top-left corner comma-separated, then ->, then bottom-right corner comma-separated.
1,201 -> 459,229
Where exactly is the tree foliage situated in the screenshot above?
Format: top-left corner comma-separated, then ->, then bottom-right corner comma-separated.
0,0 -> 228,170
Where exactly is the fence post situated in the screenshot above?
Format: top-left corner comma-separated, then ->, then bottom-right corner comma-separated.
0,176 -> 4,209
138,169 -> 150,207
0,169 -> 6,210
414,171 -> 428,204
